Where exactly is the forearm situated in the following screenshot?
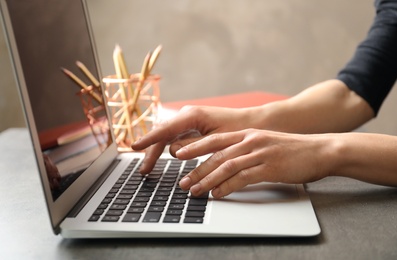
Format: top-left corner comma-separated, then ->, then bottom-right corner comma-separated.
326,132 -> 397,186
250,79 -> 375,134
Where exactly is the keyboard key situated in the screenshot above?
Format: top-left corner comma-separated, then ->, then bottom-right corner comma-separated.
88,215 -> 100,222
101,198 -> 112,204
155,191 -> 170,196
163,215 -> 180,223
153,195 -> 169,201
185,211 -> 205,218
134,197 -> 150,202
184,217 -> 203,224
97,203 -> 108,209
142,182 -> 157,188
105,210 -> 124,216
159,182 -> 174,187
123,185 -> 138,190
188,198 -> 208,206
145,178 -> 160,183
127,207 -> 144,214
187,205 -> 206,212
150,201 -> 166,207
157,186 -> 173,191
191,192 -> 209,199
116,179 -> 125,184
102,215 -> 120,222
109,204 -> 127,210
147,174 -> 162,179
170,198 -> 186,204
130,202 -> 147,207
126,180 -> 141,185
173,188 -> 189,194
136,191 -> 153,197
105,193 -> 116,198
147,206 -> 164,212
161,177 -> 177,183
120,189 -> 136,195
122,213 -> 141,222
129,176 -> 143,181
166,209 -> 183,215
140,187 -> 155,192
119,174 -> 129,180
113,199 -> 130,205
143,212 -> 162,222
116,194 -> 133,200
93,209 -> 104,215
168,204 -> 184,210
164,172 -> 178,177
172,193 -> 188,199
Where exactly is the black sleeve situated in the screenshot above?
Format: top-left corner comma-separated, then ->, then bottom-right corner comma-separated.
337,0 -> 397,116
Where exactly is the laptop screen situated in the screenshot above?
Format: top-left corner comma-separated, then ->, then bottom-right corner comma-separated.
4,0 -> 111,201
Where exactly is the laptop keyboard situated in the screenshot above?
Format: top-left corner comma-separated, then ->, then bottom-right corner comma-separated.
88,158 -> 209,224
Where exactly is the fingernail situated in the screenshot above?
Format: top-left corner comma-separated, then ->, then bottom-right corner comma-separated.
139,160 -> 148,173
212,187 -> 221,198
179,176 -> 192,189
132,138 -> 142,146
175,146 -> 185,157
190,183 -> 202,195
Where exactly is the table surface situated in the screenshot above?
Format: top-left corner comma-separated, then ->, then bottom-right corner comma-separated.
1,128 -> 397,260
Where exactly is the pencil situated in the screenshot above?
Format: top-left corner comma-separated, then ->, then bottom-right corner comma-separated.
61,67 -> 102,104
76,61 -> 100,88
128,51 -> 151,135
113,45 -> 134,140
148,45 -> 162,72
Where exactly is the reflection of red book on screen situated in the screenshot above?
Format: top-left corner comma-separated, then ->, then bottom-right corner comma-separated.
57,125 -> 93,145
39,117 -> 109,151
40,121 -> 104,177
38,121 -> 91,150
46,134 -> 102,177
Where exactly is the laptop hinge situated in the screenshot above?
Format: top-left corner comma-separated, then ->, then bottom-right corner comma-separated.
67,159 -> 121,218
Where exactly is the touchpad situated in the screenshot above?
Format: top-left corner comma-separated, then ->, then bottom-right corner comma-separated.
220,183 -> 299,203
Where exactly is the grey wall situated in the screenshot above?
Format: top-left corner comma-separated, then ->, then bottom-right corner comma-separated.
2,0 -> 397,134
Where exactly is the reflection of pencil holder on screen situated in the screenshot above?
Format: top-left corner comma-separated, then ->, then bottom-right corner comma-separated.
102,74 -> 161,152
76,86 -> 110,151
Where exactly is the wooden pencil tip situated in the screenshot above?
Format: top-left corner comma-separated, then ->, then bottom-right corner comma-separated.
61,67 -> 70,73
114,44 -> 122,52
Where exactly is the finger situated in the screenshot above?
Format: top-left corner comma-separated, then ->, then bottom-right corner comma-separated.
168,129 -> 202,157
212,161 -> 266,199
168,134 -> 203,157
139,141 -> 167,174
131,109 -> 199,151
190,151 -> 263,197
176,132 -> 242,160
178,133 -> 247,192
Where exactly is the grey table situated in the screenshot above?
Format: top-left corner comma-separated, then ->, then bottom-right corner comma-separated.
1,128 -> 396,260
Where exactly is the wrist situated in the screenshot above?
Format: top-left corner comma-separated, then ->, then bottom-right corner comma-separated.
319,134 -> 346,179
255,100 -> 294,132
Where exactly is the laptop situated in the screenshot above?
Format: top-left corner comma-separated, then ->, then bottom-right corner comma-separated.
0,0 -> 320,238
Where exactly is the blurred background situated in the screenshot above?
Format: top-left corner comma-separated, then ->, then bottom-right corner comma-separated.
2,0 -> 397,134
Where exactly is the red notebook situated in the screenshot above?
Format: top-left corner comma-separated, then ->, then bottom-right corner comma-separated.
162,91 -> 287,110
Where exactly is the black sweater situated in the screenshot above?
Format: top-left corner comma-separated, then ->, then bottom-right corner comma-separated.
337,0 -> 397,116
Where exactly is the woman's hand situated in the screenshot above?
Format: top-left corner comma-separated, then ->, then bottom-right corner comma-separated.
131,105 -> 262,174
175,129 -> 332,199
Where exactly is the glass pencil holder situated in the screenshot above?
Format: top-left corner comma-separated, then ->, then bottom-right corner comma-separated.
76,86 -> 111,151
102,74 -> 161,152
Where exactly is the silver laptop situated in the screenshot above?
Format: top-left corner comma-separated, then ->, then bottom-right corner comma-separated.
1,0 -> 320,238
